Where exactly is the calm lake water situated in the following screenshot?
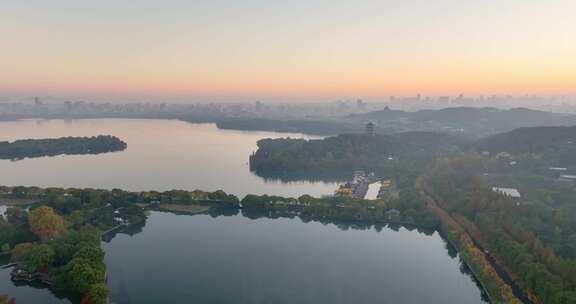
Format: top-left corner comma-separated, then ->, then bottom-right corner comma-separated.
0,119 -> 487,304
0,119 -> 337,198
102,211 -> 487,304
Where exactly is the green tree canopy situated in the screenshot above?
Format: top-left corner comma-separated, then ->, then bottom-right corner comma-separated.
25,244 -> 55,272
67,258 -> 106,293
87,283 -> 109,304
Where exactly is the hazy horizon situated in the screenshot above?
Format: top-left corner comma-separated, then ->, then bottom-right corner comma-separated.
2,0 -> 575,103
3,94 -> 576,106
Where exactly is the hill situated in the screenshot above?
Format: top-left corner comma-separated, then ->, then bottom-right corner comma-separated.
249,132 -> 467,179
476,126 -> 576,154
347,107 -> 576,137
475,126 -> 576,168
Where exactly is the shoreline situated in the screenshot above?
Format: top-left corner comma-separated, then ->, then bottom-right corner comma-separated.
416,175 -> 533,304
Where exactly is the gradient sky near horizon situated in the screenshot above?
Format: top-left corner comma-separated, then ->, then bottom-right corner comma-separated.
1,0 -> 575,102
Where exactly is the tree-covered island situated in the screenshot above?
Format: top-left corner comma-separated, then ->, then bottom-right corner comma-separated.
0,135 -> 127,160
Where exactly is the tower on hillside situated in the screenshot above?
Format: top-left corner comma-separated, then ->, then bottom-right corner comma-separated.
365,122 -> 375,136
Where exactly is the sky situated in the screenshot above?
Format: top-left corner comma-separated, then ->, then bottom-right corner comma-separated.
1,0 -> 575,102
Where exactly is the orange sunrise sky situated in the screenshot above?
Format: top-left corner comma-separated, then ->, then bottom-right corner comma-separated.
1,0 -> 575,101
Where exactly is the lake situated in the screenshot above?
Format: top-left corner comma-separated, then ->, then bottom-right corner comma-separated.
0,118 -> 488,304
0,119 -> 337,198
1,211 -> 487,304
102,211 -> 487,304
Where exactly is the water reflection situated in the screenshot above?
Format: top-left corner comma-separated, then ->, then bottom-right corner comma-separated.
107,208 -> 438,238
0,119 -> 338,198
252,170 -> 349,183
4,207 -> 489,304
0,267 -> 75,304
103,210 -> 488,304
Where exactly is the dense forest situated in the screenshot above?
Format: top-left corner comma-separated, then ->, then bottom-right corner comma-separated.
251,124 -> 576,178
0,135 -> 127,160
423,154 -> 576,304
249,132 -> 466,178
476,126 -> 576,167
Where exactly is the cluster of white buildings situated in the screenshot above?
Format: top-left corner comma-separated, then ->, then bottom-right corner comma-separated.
491,187 -> 521,199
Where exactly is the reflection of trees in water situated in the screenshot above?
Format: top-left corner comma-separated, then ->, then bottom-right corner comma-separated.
0,254 -> 10,266
107,262 -> 132,304
102,220 -> 146,243
99,207 -> 488,303
435,231 -> 490,304
459,260 -> 491,303
106,208 -> 437,240
250,169 -> 348,184
445,241 -> 459,259
10,275 -> 80,303
208,208 -> 239,218
226,208 -> 435,235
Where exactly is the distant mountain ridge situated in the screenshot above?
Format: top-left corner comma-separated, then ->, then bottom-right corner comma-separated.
347,107 -> 576,137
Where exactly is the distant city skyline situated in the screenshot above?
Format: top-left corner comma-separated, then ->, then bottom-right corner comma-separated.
2,0 -> 575,102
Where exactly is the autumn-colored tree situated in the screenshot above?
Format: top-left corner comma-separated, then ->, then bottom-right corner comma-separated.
0,295 -> 16,304
28,206 -> 66,242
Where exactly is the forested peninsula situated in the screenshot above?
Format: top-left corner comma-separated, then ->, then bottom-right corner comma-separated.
250,126 -> 576,178
0,136 -> 127,160
249,132 -> 466,179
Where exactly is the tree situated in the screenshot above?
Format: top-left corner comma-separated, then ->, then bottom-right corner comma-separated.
10,242 -> 34,262
67,258 -> 106,293
6,207 -> 27,226
0,244 -> 9,253
0,295 -> 15,304
73,246 -> 104,262
67,210 -> 86,228
51,229 -> 100,265
28,206 -> 66,241
0,217 -> 14,250
25,244 -> 55,272
87,283 -> 109,304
